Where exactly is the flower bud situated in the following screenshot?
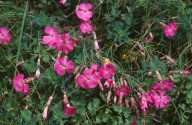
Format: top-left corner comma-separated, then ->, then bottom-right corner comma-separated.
106,91 -> 111,104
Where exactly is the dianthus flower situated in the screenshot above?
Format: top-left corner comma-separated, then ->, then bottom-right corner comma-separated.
56,33 -> 74,54
63,105 -> 76,117
0,27 -> 11,44
60,0 -> 66,5
79,22 -> 93,34
153,79 -> 173,92
54,56 -> 74,76
13,73 -> 29,94
164,22 -> 178,37
76,66 -> 100,89
42,26 -> 61,47
140,91 -> 154,115
116,85 -> 131,104
99,63 -> 116,79
152,91 -> 170,108
76,3 -> 93,21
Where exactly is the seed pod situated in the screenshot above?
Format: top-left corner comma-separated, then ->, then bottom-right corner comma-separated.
16,61 -> 25,66
106,91 -> 111,104
114,96 -> 117,104
125,100 -> 129,108
147,71 -> 152,77
156,70 -> 162,81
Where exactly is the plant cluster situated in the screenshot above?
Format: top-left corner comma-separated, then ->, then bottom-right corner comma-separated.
0,0 -> 192,124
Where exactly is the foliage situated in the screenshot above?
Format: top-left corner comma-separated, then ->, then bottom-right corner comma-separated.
0,0 -> 192,124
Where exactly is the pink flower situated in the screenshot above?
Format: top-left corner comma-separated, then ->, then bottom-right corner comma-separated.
182,70 -> 191,75
153,79 -> 173,92
99,63 -> 116,79
13,73 -> 29,94
164,22 -> 178,37
56,33 -> 74,54
116,85 -> 131,104
42,26 -> 61,47
153,91 -> 170,108
140,92 -> 154,115
76,3 -> 93,21
54,56 -> 74,76
76,68 -> 100,89
79,22 -> 93,34
0,27 -> 11,44
104,79 -> 116,88
63,105 -> 76,117
60,0 -> 66,5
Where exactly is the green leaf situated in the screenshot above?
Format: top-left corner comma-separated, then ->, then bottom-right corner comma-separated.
21,109 -> 32,121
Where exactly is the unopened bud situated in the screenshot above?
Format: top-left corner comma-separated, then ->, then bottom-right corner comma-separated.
125,100 -> 129,108
114,96 -> 117,104
106,91 -> 111,104
159,22 -> 166,27
99,81 -> 104,91
156,70 -> 162,81
16,61 -> 25,66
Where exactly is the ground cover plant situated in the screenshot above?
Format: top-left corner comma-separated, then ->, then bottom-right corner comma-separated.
0,0 -> 192,124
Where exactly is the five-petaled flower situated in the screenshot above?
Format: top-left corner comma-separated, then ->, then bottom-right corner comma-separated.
152,91 -> 170,108
54,56 -> 74,76
13,73 -> 29,94
153,79 -> 174,92
164,22 -> 178,37
0,27 -> 11,44
60,0 -> 66,5
56,33 -> 74,54
63,105 -> 76,117
42,26 -> 61,47
99,63 -> 116,79
76,3 -> 93,21
79,22 -> 94,34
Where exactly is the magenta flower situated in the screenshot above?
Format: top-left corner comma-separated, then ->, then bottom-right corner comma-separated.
116,85 -> 131,104
13,73 -> 29,94
94,40 -> 100,50
104,79 -> 116,88
153,79 -> 174,92
164,22 -> 178,37
60,0 -> 66,5
182,70 -> 191,75
56,33 -> 74,54
152,91 -> 170,108
42,26 -> 61,47
79,22 -> 93,34
140,91 -> 154,115
76,69 -> 100,89
76,3 -> 93,21
63,105 -> 76,117
0,27 -> 11,44
99,63 -> 116,79
54,56 -> 74,76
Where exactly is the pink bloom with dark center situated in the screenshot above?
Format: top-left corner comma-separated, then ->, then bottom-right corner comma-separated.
60,0 -> 66,5
164,22 -> 178,37
104,79 -> 116,88
54,56 -> 74,76
99,63 -> 116,79
42,26 -> 61,47
152,91 -> 170,108
182,70 -> 191,75
79,22 -> 93,34
13,73 -> 29,94
0,27 -> 11,44
63,105 -> 76,117
76,68 -> 99,89
153,79 -> 173,92
76,3 -> 93,21
56,33 -> 74,54
116,85 -> 131,104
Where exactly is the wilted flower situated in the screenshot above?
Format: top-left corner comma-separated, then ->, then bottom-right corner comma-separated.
56,33 -> 74,54
164,22 -> 178,37
79,22 -> 93,34
76,3 -> 93,21
116,85 -> 131,104
42,26 -> 61,47
54,56 -> 74,76
63,105 -> 76,117
0,27 -> 11,44
13,73 -> 29,94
